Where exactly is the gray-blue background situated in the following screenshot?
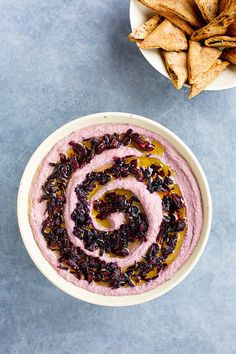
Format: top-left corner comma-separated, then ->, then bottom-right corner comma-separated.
1,1 -> 236,353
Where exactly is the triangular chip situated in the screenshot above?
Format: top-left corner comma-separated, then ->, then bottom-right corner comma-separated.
189,59 -> 229,98
219,0 -> 232,12
141,4 -> 194,36
161,12 -> 194,36
140,19 -> 188,51
128,15 -> 162,42
222,47 -> 236,62
226,20 -> 236,35
195,0 -> 219,22
188,40 -> 222,83
138,0 -> 204,28
162,51 -> 188,89
191,2 -> 236,41
205,35 -> 236,47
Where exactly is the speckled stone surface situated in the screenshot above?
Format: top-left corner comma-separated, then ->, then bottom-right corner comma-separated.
0,1 -> 236,353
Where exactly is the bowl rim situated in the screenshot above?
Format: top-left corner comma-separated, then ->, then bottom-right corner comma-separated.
129,0 -> 236,91
17,112 -> 212,306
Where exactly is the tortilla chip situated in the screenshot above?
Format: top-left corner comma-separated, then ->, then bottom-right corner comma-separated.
191,2 -> 236,41
189,59 -> 229,97
219,0 -> 232,12
140,5 -> 194,36
162,51 -> 188,89
222,47 -> 236,62
161,12 -> 194,36
226,20 -> 236,35
194,0 -> 219,22
128,15 -> 162,42
140,19 -> 188,51
188,40 -> 222,83
205,35 -> 236,47
138,0 -> 204,28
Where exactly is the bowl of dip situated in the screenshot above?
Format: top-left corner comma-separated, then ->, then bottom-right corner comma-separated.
17,112 -> 212,306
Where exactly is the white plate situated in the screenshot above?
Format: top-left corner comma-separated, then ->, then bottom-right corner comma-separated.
130,0 -> 236,91
17,112 -> 212,306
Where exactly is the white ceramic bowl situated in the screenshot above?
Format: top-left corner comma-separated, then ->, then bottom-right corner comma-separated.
130,0 -> 236,91
17,112 -> 212,306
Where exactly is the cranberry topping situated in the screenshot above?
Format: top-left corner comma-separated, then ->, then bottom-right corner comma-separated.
39,130 -> 187,288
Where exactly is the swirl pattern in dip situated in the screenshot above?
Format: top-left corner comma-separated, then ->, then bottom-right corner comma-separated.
29,124 -> 203,295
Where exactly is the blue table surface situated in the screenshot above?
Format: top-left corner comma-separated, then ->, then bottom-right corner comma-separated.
1,1 -> 236,353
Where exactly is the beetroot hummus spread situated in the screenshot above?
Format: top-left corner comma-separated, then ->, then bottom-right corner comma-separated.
29,124 -> 203,295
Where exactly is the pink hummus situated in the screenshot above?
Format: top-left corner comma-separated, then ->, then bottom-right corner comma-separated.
29,124 -> 203,296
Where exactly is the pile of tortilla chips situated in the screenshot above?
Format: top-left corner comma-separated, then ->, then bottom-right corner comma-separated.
129,0 -> 236,97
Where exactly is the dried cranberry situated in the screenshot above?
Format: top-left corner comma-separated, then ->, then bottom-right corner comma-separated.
39,129 -> 187,289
